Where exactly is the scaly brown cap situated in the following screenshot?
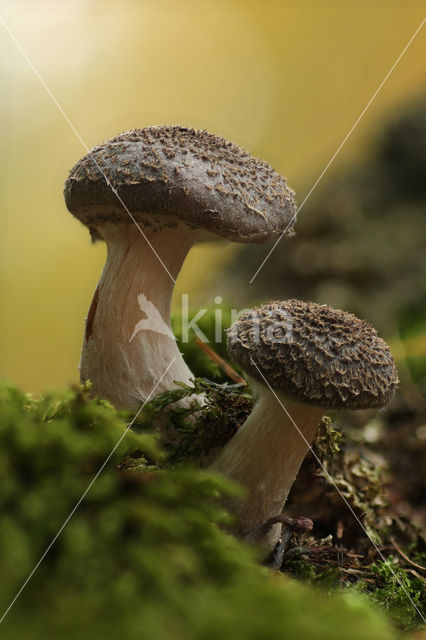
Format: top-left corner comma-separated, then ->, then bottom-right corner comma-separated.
227,299 -> 399,410
64,126 -> 296,243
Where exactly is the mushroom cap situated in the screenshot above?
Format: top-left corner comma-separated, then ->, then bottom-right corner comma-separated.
64,126 -> 296,243
227,299 -> 399,410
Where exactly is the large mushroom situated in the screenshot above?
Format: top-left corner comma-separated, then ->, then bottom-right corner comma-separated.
64,127 -> 296,409
212,299 -> 399,548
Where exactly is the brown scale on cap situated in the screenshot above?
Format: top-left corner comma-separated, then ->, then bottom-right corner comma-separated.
64,126 -> 297,243
227,299 -> 399,410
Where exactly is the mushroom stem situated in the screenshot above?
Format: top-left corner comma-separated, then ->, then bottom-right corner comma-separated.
212,384 -> 324,545
80,223 -> 196,409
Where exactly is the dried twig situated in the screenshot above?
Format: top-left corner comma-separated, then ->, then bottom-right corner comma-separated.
196,337 -> 246,384
390,537 -> 426,572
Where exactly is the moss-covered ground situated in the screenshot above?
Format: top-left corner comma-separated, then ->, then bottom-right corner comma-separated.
1,360 -> 424,639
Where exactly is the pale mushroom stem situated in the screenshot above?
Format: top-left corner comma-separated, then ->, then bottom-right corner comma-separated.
212,385 -> 324,546
80,223 -> 196,409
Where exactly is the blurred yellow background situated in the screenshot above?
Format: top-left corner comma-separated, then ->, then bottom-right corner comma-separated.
1,0 -> 425,393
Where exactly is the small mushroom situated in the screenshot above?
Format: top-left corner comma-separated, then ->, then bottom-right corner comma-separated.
212,299 -> 399,548
64,127 -> 296,409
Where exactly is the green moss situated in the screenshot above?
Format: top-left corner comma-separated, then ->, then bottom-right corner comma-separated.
133,378 -> 252,466
356,558 -> 425,631
0,381 -> 406,639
